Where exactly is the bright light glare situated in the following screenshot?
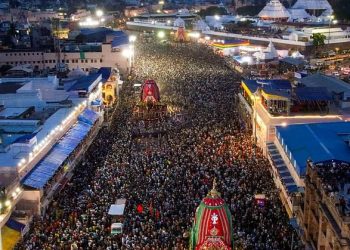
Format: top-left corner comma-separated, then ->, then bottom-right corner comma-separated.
241,56 -> 252,64
214,15 -> 220,20
281,122 -> 287,127
122,49 -> 133,58
79,17 -> 100,26
129,35 -> 137,42
205,36 -> 210,41
96,9 -> 103,17
189,32 -> 200,39
158,31 -> 165,39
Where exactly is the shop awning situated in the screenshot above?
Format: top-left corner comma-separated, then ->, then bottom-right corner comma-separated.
22,122 -> 92,189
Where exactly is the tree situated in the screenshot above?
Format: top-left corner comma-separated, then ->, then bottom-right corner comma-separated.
311,33 -> 326,57
312,33 -> 326,47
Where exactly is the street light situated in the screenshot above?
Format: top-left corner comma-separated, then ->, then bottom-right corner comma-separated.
158,31 -> 165,39
122,46 -> 134,74
96,9 -> 103,18
129,35 -> 137,43
327,15 -> 337,46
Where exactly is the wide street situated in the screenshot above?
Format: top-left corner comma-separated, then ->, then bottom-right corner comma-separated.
16,40 -> 300,249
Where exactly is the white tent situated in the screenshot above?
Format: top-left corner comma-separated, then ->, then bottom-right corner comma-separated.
193,19 -> 210,31
264,41 -> 278,58
288,8 -> 311,20
292,0 -> 332,11
174,17 -> 185,27
258,0 -> 291,20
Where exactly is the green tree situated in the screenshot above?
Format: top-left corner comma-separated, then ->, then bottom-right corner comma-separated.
311,33 -> 326,57
312,33 -> 326,47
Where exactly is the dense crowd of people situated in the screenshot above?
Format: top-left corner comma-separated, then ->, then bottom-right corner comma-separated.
16,41 -> 300,249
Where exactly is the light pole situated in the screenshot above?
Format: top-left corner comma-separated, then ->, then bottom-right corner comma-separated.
327,15 -> 337,47
96,9 -> 103,24
129,35 -> 136,69
122,48 -> 133,74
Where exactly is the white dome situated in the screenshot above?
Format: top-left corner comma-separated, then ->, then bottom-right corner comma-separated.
194,20 -> 210,31
174,17 -> 185,27
258,0 -> 291,20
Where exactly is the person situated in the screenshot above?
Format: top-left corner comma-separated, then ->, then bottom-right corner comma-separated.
16,40 -> 300,250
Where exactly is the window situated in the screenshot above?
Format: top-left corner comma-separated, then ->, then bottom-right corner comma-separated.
45,60 -> 48,63
49,60 -> 52,63
66,60 -> 69,63
94,59 -> 97,63
32,53 -> 34,55
100,59 -> 103,63
5,54 -> 7,56
19,53 -> 21,56
14,53 -> 16,56
37,53 -> 39,55
37,61 -> 40,63
85,59 -> 88,63
62,59 -> 64,63
91,59 -> 93,63
81,60 -> 84,63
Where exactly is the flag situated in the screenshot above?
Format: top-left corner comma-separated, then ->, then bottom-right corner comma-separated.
137,204 -> 143,214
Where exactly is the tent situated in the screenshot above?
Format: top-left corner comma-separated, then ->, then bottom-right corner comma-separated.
258,0 -> 291,21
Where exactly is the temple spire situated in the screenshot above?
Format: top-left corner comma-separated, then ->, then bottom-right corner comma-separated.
208,178 -> 221,198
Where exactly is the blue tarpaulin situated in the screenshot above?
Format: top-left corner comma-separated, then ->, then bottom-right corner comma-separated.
78,109 -> 99,125
295,87 -> 332,101
22,122 -> 92,189
276,122 -> 350,176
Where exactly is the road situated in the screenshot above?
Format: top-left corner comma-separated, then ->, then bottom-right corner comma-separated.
16,41 -> 300,250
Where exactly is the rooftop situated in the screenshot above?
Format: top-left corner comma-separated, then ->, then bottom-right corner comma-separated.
0,83 -> 24,94
300,73 -> 350,94
0,107 -> 30,119
276,122 -> 350,176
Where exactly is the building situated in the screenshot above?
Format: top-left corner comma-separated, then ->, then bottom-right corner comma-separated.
304,160 -> 350,249
0,68 -> 113,248
239,76 -> 348,151
0,43 -> 129,74
265,122 -> 350,246
258,0 -> 291,22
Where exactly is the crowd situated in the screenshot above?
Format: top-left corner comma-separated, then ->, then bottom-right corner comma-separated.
16,41 -> 300,250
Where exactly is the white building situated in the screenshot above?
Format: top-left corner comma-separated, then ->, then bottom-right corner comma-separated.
0,43 -> 129,73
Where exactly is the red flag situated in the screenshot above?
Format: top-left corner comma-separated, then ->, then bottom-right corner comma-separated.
137,204 -> 143,214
